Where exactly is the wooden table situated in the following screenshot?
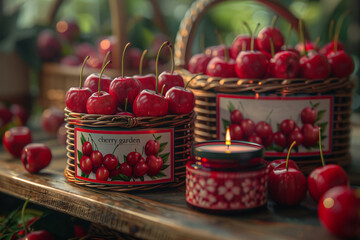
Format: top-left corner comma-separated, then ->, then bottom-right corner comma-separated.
0,120 -> 359,240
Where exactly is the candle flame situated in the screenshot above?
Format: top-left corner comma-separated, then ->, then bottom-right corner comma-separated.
225,128 -> 231,147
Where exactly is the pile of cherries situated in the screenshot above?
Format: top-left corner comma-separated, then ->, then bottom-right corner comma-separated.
65,41 -> 195,117
188,17 -> 354,80
229,105 -> 321,150
80,137 -> 166,181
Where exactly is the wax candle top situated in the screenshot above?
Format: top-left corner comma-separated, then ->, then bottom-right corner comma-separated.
192,140 -> 264,163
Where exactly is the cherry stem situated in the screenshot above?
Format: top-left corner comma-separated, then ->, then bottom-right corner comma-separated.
155,41 -> 169,94
79,56 -> 90,89
265,109 -> 273,122
334,11 -> 349,53
21,197 -> 31,236
243,21 -> 252,35
122,42 -> 131,78
98,60 -> 111,95
243,22 -> 253,51
319,127 -> 325,167
269,37 -> 275,57
139,49 -> 148,76
299,19 -> 307,56
285,24 -> 292,50
160,84 -> 166,96
124,98 -> 128,112
185,73 -> 201,90
200,33 -> 205,52
328,20 -> 334,42
271,15 -> 279,29
215,30 -> 228,62
314,36 -> 321,49
168,43 -> 175,74
112,142 -> 121,156
286,141 -> 296,171
252,23 -> 260,51
102,51 -> 111,70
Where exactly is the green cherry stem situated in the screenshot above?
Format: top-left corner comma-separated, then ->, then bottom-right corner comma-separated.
334,11 -> 349,53
299,19 -> 307,56
98,60 -> 111,95
328,20 -> 335,42
112,142 -> 121,157
139,49 -> 148,75
252,23 -> 261,51
243,22 -> 253,51
215,30 -> 228,62
160,84 -> 166,96
319,127 -> 325,167
122,42 -> 131,78
21,197 -> 31,236
314,36 -> 321,50
155,41 -> 170,94
271,15 -> 279,29
101,51 -> 111,70
79,56 -> 90,88
168,43 -> 175,74
286,141 -> 297,171
285,24 -> 292,50
184,73 -> 201,90
269,37 -> 275,57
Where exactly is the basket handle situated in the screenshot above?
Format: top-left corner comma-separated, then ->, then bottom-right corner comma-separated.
174,0 -> 310,68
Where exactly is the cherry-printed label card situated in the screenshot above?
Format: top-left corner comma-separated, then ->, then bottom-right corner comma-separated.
217,94 -> 333,157
74,127 -> 174,185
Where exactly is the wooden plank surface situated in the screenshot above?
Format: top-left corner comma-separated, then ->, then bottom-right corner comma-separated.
0,122 -> 359,240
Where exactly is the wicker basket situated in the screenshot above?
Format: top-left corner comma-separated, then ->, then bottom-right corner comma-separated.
174,0 -> 355,174
64,108 -> 195,191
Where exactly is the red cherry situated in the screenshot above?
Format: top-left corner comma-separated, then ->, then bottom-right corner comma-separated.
308,164 -> 348,202
20,230 -> 54,240
21,143 -> 52,173
327,50 -> 354,78
240,119 -> 255,138
109,167 -> 121,179
267,159 -> 299,173
206,57 -> 236,78
74,42 -> 97,62
255,121 -> 272,139
257,26 -> 284,53
126,151 -> 142,166
288,130 -> 304,147
165,85 -> 195,115
134,74 -> 156,91
295,41 -> 318,53
231,35 -> 258,59
98,35 -> 117,58
229,123 -> 243,140
80,155 -> 93,175
86,91 -> 117,115
230,109 -> 243,124
301,106 -> 318,124
3,126 -> 32,158
188,53 -> 211,74
235,51 -> 268,79
247,135 -> 263,145
205,45 -> 231,58
301,124 -> 319,147
126,47 -> 147,69
36,30 -> 62,61
319,40 -> 344,56
40,107 -> 64,136
83,73 -> 112,93
96,166 -> 109,181
103,154 -> 119,170
10,104 -> 28,126
145,140 -> 160,156
90,150 -> 103,168
273,131 -> 287,148
109,76 -> 141,108
56,20 -> 80,42
146,155 -> 163,176
268,142 -> 306,205
300,51 -> 330,79
318,186 -> 360,238
82,141 -> 93,156
133,159 -> 149,178
133,89 -> 168,117
270,51 -> 300,78
120,162 -> 133,178
157,71 -> 184,95
279,119 -> 296,135
263,133 -> 273,147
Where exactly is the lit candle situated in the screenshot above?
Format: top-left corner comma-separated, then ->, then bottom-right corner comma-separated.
225,127 -> 231,150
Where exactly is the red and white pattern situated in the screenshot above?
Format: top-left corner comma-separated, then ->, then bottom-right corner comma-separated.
186,166 -> 267,210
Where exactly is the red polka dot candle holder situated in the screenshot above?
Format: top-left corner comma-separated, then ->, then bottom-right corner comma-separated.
186,140 -> 267,213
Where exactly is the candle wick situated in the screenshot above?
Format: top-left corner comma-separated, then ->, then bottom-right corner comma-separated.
227,145 -> 229,150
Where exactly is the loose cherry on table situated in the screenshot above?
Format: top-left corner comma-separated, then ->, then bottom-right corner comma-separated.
19,230 -> 54,240
3,126 -> 32,158
268,141 -> 307,206
307,128 -> 349,202
235,23 -> 268,79
133,49 -> 157,91
133,42 -> 169,117
109,43 -> 142,108
157,42 -> 184,95
165,74 -> 197,115
146,155 -> 163,176
257,16 -> 284,53
318,186 -> 360,238
21,143 -> 52,173
86,61 -> 118,115
65,56 -> 93,113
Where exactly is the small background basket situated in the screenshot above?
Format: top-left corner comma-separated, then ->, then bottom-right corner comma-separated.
64,109 -> 195,191
174,0 -> 355,174
39,0 -> 169,109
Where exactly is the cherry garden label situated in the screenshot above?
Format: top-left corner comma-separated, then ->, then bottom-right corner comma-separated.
217,94 -> 333,157
75,127 -> 174,185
